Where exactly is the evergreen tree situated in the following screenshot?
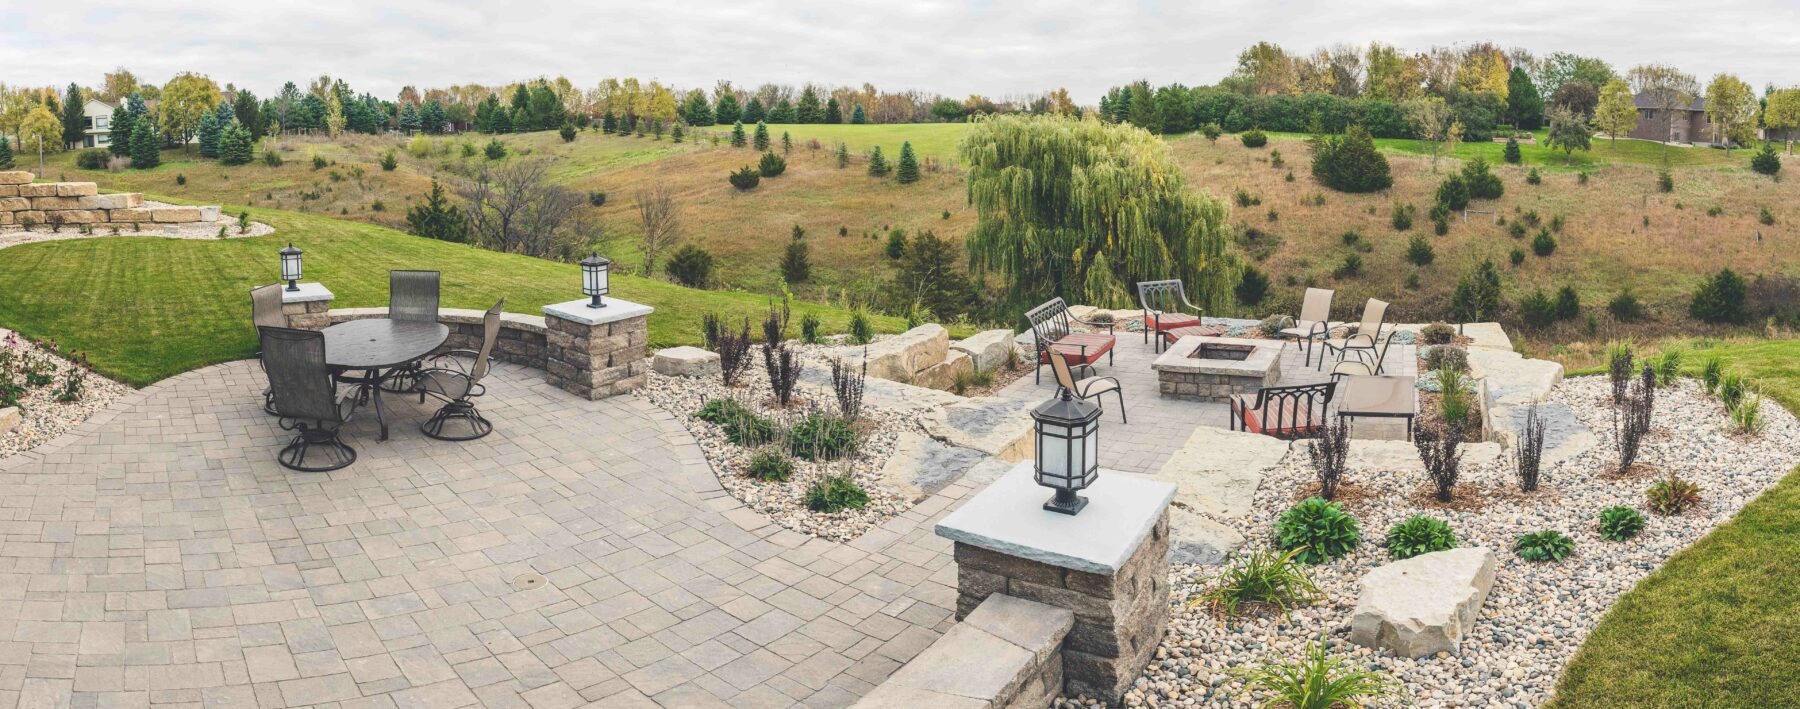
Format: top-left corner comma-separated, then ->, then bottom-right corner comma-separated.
714,93 -> 741,124
108,105 -> 133,156
129,120 -> 160,169
781,131 -> 792,155
420,100 -> 446,134
731,120 -> 747,148
406,179 -> 469,243
234,90 -> 265,139
491,108 -> 512,134
824,97 -> 842,124
1507,67 -> 1546,130
1308,126 -> 1391,192
62,84 -> 85,149
218,122 -> 254,165
743,97 -> 766,123
196,111 -> 222,158
509,84 -> 531,121
753,121 -> 770,151
795,86 -> 823,123
780,238 -> 811,283
0,136 -> 13,170
769,97 -> 796,123
680,90 -> 714,126
560,123 -> 577,142
399,103 -> 421,134
602,110 -> 617,134
527,82 -> 565,131
1503,137 -> 1522,164
895,230 -> 976,320
476,94 -> 500,132
671,121 -> 685,143
867,145 -> 889,177
896,141 -> 920,184
835,142 -> 849,168
850,104 -> 868,124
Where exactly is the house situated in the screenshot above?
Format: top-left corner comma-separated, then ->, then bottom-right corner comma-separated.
78,98 -> 117,149
1629,92 -> 1719,146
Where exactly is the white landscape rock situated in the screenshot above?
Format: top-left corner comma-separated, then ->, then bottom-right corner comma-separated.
1349,547 -> 1497,658
651,346 -> 721,377
1151,426 -> 1288,520
912,349 -> 973,391
949,329 -> 1017,374
856,324 -> 948,382
0,406 -> 19,436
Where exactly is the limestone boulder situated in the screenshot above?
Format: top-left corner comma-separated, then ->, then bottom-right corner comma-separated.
199,205 -> 222,222
1149,426 -> 1288,520
950,329 -> 1016,374
858,324 -> 948,382
912,350 -> 973,391
1349,547 -> 1496,658
1167,508 -> 1245,565
17,184 -> 57,198
54,182 -> 98,197
878,432 -> 999,501
151,206 -> 202,223
0,406 -> 19,436
651,346 -> 720,378
0,171 -> 33,185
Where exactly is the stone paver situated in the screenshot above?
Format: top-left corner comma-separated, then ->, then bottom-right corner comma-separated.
0,360 -> 964,708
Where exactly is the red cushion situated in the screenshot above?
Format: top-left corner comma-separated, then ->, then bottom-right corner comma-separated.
1143,313 -> 1202,330
1232,395 -> 1322,437
1040,333 -> 1116,365
1161,325 -> 1223,344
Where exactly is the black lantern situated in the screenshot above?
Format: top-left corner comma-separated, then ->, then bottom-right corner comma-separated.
1032,387 -> 1102,515
279,243 -> 303,291
580,253 -> 611,308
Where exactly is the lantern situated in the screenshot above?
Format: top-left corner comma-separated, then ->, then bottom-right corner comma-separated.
580,253 -> 611,308
279,243 -> 303,291
1032,388 -> 1102,515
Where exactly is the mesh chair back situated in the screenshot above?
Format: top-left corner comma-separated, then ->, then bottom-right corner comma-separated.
1048,349 -> 1079,393
1136,279 -> 1186,315
471,299 -> 504,383
1299,288 -> 1334,324
1359,299 -> 1390,337
251,285 -> 286,329
260,326 -> 341,423
389,270 -> 441,323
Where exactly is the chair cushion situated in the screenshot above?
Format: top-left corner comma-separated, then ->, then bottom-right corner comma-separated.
1041,333 -> 1116,365
1232,395 -> 1323,437
1143,313 -> 1201,330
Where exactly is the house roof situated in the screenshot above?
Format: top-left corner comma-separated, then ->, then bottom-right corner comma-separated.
1633,92 -> 1705,112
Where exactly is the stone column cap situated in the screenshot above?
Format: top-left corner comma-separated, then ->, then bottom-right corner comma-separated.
935,460 -> 1175,575
543,297 -> 653,326
280,283 -> 334,304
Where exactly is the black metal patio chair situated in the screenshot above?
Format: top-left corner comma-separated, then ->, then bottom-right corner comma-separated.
251,284 -> 286,415
261,326 -> 359,472
1136,279 -> 1203,353
416,299 -> 503,441
383,270 -> 441,392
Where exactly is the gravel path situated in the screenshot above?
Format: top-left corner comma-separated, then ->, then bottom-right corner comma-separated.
1121,375 -> 1800,708
0,331 -> 130,459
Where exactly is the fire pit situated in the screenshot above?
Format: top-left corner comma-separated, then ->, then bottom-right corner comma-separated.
1153,336 -> 1281,402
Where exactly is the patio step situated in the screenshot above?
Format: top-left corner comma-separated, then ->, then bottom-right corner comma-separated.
854,594 -> 1073,709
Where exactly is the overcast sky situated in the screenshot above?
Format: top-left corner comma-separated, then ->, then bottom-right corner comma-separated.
5,0 -> 1798,102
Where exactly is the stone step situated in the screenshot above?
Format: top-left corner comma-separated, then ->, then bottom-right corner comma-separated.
853,594 -> 1073,709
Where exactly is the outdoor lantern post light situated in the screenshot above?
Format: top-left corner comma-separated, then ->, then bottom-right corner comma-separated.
580,252 -> 611,308
1032,386 -> 1102,515
279,243 -> 303,292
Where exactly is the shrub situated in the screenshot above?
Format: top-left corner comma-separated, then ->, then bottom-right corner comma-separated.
1750,142 -> 1781,176
1689,268 -> 1748,323
1422,345 -> 1468,372
484,139 -> 507,160
790,411 -> 858,461
1240,129 -> 1268,147
729,166 -> 761,190
1420,322 -> 1455,345
799,314 -> 822,344
1520,288 -> 1558,327
1232,634 -> 1401,708
1200,123 -> 1222,142
694,398 -> 773,446
1554,285 -> 1580,320
1700,356 -> 1725,394
1515,530 -> 1575,562
664,244 -> 715,287
175,173 -> 185,185
747,449 -> 794,482
761,328 -> 803,409
1331,253 -> 1362,280
1760,206 -> 1776,225
1234,187 -> 1261,207
1531,229 -> 1557,256
587,191 -> 606,207
1273,497 -> 1360,565
882,229 -> 909,259
76,149 -> 108,169
1191,549 -> 1320,617
1503,137 -> 1522,163
1516,403 -> 1546,492
1616,370 -> 1654,473
1607,342 -> 1636,404
261,149 -> 282,167
559,123 -> 577,142
1385,515 -> 1457,560
1391,201 -> 1415,231
848,311 -> 874,345
379,151 -> 398,171
805,474 -> 869,513
1307,418 -> 1350,500
1647,476 -> 1702,515
1404,234 -> 1435,266
1653,347 -> 1685,387
1460,155 -> 1504,199
1435,174 -> 1470,211
1717,371 -> 1748,410
1599,506 -> 1646,541
715,318 -> 756,386
1526,167 -> 1542,185
1415,421 -> 1465,502
1657,169 -> 1674,192
1308,126 -> 1392,193
1608,289 -> 1645,321
758,151 -> 786,177
1235,265 -> 1271,305
1731,393 -> 1766,435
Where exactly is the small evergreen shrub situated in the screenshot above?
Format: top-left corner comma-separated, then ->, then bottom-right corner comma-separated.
1391,201 -> 1415,230
1657,170 -> 1674,192
728,166 -> 761,190
1461,156 -> 1504,199
1526,167 -> 1542,185
1273,498 -> 1361,565
1515,530 -> 1575,562
848,311 -> 874,345
1689,268 -> 1748,323
1759,206 -> 1776,225
1608,289 -> 1645,321
1750,142 -> 1781,176
1420,322 -> 1456,345
1423,345 -> 1468,372
76,149 -> 108,169
664,244 -> 715,287
1240,129 -> 1268,147
758,151 -> 786,177
805,474 -> 869,513
1503,137 -> 1522,163
1436,175 -> 1470,211
1598,506 -> 1646,541
1405,234 -> 1435,266
799,314 -> 822,344
1385,515 -> 1456,560
380,151 -> 398,171
1531,229 -> 1557,256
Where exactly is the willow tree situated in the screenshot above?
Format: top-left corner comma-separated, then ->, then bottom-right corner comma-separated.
960,114 -> 1236,310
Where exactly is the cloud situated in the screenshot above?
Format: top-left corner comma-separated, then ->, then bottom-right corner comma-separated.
3,0 -> 1797,102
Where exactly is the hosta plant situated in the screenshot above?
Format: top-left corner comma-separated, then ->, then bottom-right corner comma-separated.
1385,515 -> 1457,560
1598,506 -> 1646,541
1515,530 -> 1575,562
1274,497 -> 1361,565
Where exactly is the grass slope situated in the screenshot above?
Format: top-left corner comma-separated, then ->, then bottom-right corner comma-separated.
1259,129 -> 1757,170
0,206 -> 911,386
1551,338 -> 1800,707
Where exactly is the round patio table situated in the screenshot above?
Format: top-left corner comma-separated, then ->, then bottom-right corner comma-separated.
322,318 -> 449,441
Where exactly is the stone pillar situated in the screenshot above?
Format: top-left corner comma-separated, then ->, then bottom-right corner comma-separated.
542,298 -> 653,400
935,461 -> 1175,704
281,283 -> 334,330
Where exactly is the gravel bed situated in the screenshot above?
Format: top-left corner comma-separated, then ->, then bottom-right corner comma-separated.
636,342 -> 917,541
1120,375 -> 1800,708
0,201 -> 274,250
0,331 -> 130,460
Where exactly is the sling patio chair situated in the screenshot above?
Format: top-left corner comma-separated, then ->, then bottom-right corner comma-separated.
1229,380 -> 1337,440
1321,298 -> 1392,373
1048,344 -> 1127,423
251,284 -> 287,415
1136,279 -> 1203,353
1275,287 -> 1339,367
1026,297 -> 1117,384
261,326 -> 359,472
383,270 -> 441,392
415,300 -> 503,441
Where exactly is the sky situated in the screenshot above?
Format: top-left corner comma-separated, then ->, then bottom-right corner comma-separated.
5,0 -> 1799,102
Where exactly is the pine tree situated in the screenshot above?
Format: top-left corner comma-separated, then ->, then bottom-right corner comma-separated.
835,142 -> 849,168
1503,137 -> 1522,164
196,111 -> 223,158
824,97 -> 842,124
219,122 -> 254,165
867,146 -> 890,177
129,120 -> 160,169
895,141 -> 920,184
420,100 -> 446,134
753,121 -> 770,151
770,98 -> 796,123
743,97 -> 766,123
602,110 -> 617,134
491,108 -> 512,134
406,178 -> 468,243
109,105 -> 133,156
672,121 -> 685,143
680,90 -> 714,126
714,93 -> 741,124
730,120 -> 747,148
399,103 -> 421,134
850,104 -> 867,124
795,86 -> 823,123
560,123 -> 577,142
0,137 -> 13,170
62,84 -> 85,149
781,131 -> 792,155
780,238 -> 811,283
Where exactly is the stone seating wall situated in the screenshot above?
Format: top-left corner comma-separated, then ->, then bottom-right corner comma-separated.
0,171 -> 217,227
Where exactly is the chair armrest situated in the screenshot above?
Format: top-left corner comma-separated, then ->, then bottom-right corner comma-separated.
1076,377 -> 1120,398
1070,315 -> 1116,334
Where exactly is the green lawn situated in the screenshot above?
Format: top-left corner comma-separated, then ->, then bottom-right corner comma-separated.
0,206 -> 913,386
685,122 -> 975,162
1258,129 -> 1755,171
1552,338 -> 1800,707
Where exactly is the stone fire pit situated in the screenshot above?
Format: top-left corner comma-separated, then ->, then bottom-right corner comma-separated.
1153,336 -> 1281,402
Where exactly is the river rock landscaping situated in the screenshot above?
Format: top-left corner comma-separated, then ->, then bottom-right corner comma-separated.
1121,373 -> 1800,708
0,329 -> 127,459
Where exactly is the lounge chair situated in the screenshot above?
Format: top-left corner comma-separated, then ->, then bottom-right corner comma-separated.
1322,298 -> 1392,373
1276,287 -> 1338,366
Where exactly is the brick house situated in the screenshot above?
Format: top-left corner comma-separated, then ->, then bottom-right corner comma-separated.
1629,92 -> 1718,145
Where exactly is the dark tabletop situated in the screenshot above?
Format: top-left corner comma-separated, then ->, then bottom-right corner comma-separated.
322,318 -> 449,370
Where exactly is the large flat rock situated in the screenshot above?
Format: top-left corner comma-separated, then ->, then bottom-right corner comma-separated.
913,350 -> 974,391
651,346 -> 720,377
1468,348 -> 1563,408
922,394 -> 1039,462
1504,401 -> 1596,467
1345,439 -> 1502,475
878,432 -> 996,500
854,324 -> 948,382
798,366 -> 965,412
1168,508 -> 1245,565
1149,426 -> 1288,520
950,329 -> 1017,374
1349,547 -> 1496,658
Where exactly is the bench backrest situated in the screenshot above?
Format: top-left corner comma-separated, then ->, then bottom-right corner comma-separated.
1136,279 -> 1186,316
1025,297 -> 1072,346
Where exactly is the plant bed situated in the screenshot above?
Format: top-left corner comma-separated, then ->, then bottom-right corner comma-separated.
0,331 -> 128,460
1123,376 -> 1800,708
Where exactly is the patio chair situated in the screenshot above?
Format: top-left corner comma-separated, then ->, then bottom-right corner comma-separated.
1322,298 -> 1391,373
261,326 -> 359,472
1136,279 -> 1203,353
1048,345 -> 1126,423
1229,381 -> 1337,440
1026,297 -> 1117,384
1275,288 -> 1338,366
416,300 -> 503,441
384,270 -> 440,392
251,284 -> 286,415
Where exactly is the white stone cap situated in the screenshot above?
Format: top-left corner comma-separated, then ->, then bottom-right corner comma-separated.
280,283 -> 333,304
543,297 -> 653,326
935,460 -> 1176,575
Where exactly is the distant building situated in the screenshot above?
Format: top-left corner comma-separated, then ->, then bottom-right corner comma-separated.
1630,92 -> 1720,146
78,98 -> 117,149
